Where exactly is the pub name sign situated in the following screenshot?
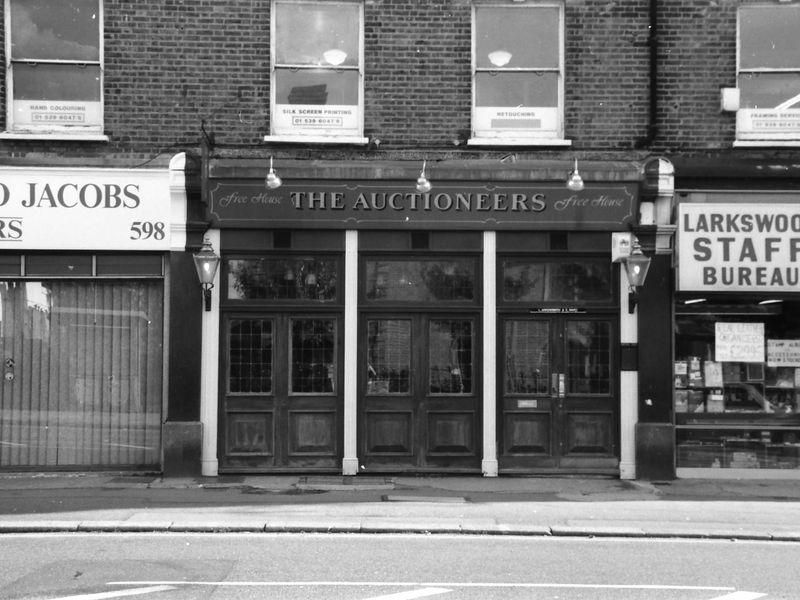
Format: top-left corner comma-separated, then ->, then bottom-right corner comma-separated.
208,180 -> 637,230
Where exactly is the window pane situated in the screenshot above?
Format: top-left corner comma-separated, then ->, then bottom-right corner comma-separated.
227,257 -> 338,301
367,320 -> 411,395
365,259 -> 476,302
25,254 -> 92,276
10,0 -> 100,61
476,72 -> 558,107
13,63 -> 101,101
429,320 -> 473,395
566,321 -> 611,395
475,7 -> 559,69
740,6 -> 800,70
228,319 -> 272,394
0,280 -> 163,467
291,318 -> 336,394
505,320 -> 549,395
502,260 -> 612,303
738,72 -> 800,110
275,2 -> 359,67
275,69 -> 359,105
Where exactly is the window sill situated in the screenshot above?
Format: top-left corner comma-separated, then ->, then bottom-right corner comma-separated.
733,140 -> 800,148
0,132 -> 109,142
263,135 -> 369,145
466,137 -> 572,147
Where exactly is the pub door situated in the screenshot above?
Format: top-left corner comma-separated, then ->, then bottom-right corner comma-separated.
499,313 -> 618,473
359,312 -> 481,472
220,312 -> 342,472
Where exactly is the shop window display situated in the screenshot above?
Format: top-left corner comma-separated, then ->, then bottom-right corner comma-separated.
674,299 -> 800,471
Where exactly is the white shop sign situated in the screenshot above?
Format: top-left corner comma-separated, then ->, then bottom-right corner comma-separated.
0,168 -> 173,250
678,203 -> 800,292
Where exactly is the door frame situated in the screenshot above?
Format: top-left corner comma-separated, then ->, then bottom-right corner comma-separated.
357,310 -> 483,473
218,309 -> 344,472
497,310 -> 620,474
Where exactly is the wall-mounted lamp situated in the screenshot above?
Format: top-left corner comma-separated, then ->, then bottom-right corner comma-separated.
416,159 -> 432,193
266,156 -> 282,189
566,158 -> 585,192
622,239 -> 651,314
193,238 -> 221,312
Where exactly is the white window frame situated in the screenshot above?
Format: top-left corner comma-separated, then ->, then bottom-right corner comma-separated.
264,0 -> 367,145
2,0 -> 106,141
468,1 -> 569,147
735,3 -> 800,146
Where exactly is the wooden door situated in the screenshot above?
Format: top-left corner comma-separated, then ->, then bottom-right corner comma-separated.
360,313 -> 481,472
220,312 -> 342,471
499,314 -> 618,473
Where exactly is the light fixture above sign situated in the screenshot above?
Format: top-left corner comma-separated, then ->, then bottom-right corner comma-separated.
566,158 -> 585,192
416,159 -> 432,193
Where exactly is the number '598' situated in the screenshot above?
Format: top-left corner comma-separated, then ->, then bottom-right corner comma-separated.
130,221 -> 166,240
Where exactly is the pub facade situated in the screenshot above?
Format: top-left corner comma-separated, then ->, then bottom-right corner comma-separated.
194,157 -> 666,476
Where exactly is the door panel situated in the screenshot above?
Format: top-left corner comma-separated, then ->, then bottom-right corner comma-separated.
500,314 -> 618,473
221,313 -> 341,471
361,313 -> 480,471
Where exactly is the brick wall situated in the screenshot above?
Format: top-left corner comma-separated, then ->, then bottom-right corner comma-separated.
0,0 -> 782,165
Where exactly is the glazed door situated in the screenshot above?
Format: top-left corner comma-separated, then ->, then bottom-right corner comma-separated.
221,313 -> 342,471
500,314 -> 618,473
360,313 -> 480,472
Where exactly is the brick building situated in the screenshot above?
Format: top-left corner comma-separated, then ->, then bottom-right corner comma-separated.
0,0 -> 798,479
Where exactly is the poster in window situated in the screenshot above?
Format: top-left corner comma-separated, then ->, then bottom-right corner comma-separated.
715,322 -> 765,363
767,339 -> 800,367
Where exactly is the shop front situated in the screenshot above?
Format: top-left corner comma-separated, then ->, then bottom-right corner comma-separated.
200,159 -> 644,475
0,155 -> 187,471
674,194 -> 800,477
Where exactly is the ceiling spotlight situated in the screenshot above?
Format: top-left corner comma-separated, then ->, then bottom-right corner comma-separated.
416,159 -> 432,193
266,156 -> 282,190
566,158 -> 585,192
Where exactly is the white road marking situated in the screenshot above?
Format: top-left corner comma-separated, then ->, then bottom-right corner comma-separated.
362,588 -> 451,600
110,580 -> 736,591
52,586 -> 176,600
709,593 -> 766,600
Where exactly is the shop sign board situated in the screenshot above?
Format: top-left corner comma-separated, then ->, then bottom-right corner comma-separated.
715,322 -> 765,363
678,203 -> 800,292
0,168 -> 173,250
207,180 -> 637,230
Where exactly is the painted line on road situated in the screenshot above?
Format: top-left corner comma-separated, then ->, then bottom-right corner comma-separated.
362,588 -> 451,600
709,593 -> 766,600
110,580 -> 736,591
51,586 -> 176,600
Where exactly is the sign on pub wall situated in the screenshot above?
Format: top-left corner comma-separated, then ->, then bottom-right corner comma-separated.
678,203 -> 800,292
0,168 -> 175,250
207,180 -> 637,230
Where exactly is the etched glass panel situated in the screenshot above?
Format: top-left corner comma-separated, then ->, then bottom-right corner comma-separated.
429,319 -> 473,395
502,259 -> 611,303
228,319 -> 272,394
505,320 -> 550,394
290,318 -> 336,394
566,321 -> 611,395
365,259 -> 476,302
367,319 -> 410,395
227,257 -> 337,301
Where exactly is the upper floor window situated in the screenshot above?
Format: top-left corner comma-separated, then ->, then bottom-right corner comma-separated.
4,0 -> 103,137
469,2 -> 565,146
268,0 -> 365,144
736,4 -> 800,143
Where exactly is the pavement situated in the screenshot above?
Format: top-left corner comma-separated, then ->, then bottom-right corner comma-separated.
1,472 -> 800,541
